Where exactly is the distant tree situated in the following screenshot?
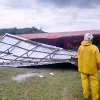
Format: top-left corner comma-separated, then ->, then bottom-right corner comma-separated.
0,27 -> 46,36
40,27 -> 42,31
10,27 -> 17,35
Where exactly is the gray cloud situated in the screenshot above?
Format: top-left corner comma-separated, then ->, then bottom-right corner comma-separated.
5,0 -> 100,9
40,0 -> 100,8
0,0 -> 100,32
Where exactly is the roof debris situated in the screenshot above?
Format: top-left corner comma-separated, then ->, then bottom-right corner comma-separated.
50,72 -> 54,75
0,33 -> 77,67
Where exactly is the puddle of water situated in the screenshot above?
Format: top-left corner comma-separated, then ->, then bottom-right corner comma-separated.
12,72 -> 39,82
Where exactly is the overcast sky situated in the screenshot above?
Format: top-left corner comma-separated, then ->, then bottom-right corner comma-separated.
0,0 -> 100,32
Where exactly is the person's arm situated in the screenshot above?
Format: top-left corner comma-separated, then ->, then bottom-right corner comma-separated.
96,48 -> 100,70
77,46 -> 81,58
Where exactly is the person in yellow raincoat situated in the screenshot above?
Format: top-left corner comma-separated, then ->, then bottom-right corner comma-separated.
77,33 -> 100,100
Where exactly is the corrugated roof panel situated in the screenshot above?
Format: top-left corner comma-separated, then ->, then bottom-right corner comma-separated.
0,33 -> 77,67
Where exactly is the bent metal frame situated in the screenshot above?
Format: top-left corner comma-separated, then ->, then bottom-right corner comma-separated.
0,33 -> 77,67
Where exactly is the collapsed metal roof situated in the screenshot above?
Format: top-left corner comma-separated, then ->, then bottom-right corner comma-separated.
0,33 -> 77,67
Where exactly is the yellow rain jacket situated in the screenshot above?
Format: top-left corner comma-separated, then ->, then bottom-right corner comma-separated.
77,41 -> 100,74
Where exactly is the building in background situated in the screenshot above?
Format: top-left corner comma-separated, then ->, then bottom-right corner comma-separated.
0,30 -> 100,50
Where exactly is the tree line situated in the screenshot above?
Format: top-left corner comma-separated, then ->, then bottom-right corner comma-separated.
0,27 -> 46,35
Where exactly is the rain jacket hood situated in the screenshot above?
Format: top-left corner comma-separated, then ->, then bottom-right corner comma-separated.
81,41 -> 92,46
77,41 -> 100,74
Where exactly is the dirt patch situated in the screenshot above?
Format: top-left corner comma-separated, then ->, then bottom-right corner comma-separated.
62,88 -> 69,100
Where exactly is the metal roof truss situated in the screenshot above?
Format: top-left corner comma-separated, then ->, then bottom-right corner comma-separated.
0,33 -> 77,67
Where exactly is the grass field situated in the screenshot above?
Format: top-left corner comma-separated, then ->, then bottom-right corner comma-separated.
0,67 -> 100,100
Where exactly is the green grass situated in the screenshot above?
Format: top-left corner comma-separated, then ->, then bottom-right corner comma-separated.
0,67 -> 100,100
